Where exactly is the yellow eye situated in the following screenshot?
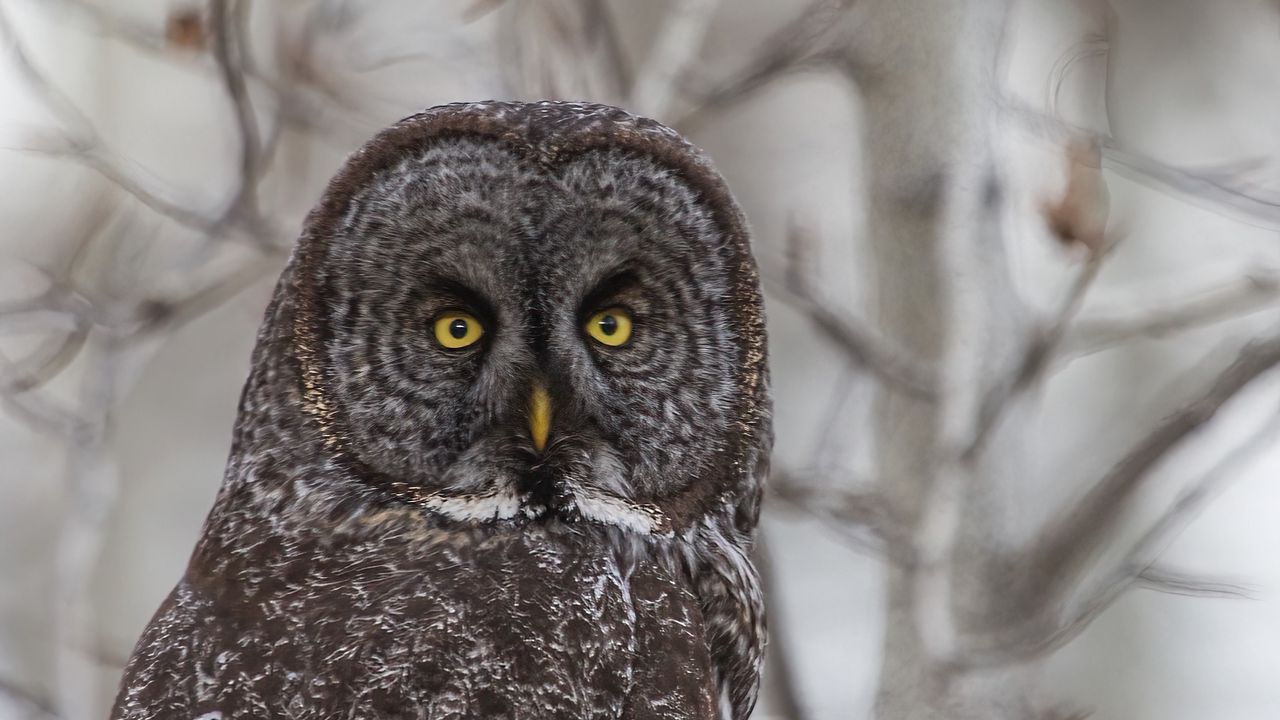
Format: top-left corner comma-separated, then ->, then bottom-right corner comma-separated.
433,311 -> 484,349
586,307 -> 633,347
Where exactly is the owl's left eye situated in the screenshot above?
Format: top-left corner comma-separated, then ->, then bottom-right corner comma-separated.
585,307 -> 633,347
433,311 -> 484,349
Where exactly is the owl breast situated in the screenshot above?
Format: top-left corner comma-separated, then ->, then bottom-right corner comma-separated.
113,521 -> 720,720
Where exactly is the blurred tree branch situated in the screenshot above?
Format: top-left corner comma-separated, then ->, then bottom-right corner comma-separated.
0,675 -> 58,720
675,0 -> 857,131
630,0 -> 720,118
763,223 -> 938,398
1064,270 -> 1280,360
1004,99 -> 1280,229
956,405 -> 1280,670
1016,334 -> 1280,620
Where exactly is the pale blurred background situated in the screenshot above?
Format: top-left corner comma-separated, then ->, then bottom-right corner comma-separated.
2,1 -> 1280,719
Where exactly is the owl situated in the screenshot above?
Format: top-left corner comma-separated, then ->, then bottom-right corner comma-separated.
110,101 -> 772,720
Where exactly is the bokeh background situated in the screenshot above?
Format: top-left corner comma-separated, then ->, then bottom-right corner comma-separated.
2,1 -> 1280,718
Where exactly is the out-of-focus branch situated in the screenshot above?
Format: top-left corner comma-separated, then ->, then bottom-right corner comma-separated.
812,365 -> 859,468
497,0 -> 624,101
1,218 -> 277,446
964,249 -> 1107,464
1134,566 -> 1253,600
0,675 -> 58,720
1,0 -> 288,403
1046,34 -> 1107,119
1002,99 -> 1280,229
0,357 -> 85,436
581,0 -> 632,97
1,254 -> 277,401
1103,143 -> 1280,228
39,0 -> 395,147
630,0 -> 720,118
770,470 -> 908,560
675,0 -> 856,130
1020,334 -> 1280,616
766,281 -> 938,398
766,225 -> 937,397
1,201 -> 109,438
1063,270 -> 1280,360
65,150 -> 223,232
132,257 -> 278,335
961,407 -> 1280,668
0,4 -> 95,139
52,338 -> 121,720
209,0 -> 267,239
0,5 -> 222,232
0,324 -> 89,394
964,140 -> 1115,463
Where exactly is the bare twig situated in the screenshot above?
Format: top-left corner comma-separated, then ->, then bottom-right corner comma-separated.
0,4 -> 96,139
1135,565 -> 1254,600
812,365 -> 860,469
766,226 -> 937,397
1,7 -> 290,709
961,136 -> 1117,468
0,324 -> 90,394
770,470 -> 907,559
0,675 -> 58,720
766,282 -> 938,398
1064,270 -> 1280,360
209,0 -> 275,248
40,0 -> 379,147
1046,34 -> 1107,119
133,256 -> 279,335
1103,142 -> 1280,228
675,0 -> 855,130
1022,334 -> 1280,617
964,247 -> 1109,462
0,5 -> 223,232
581,0 -> 632,97
962,407 -> 1280,667
498,0 -> 623,101
52,337 -> 121,720
1002,99 -> 1280,229
0,375 -> 86,437
630,0 -> 721,118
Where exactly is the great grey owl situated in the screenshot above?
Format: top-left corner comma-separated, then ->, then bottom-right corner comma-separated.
111,101 -> 772,720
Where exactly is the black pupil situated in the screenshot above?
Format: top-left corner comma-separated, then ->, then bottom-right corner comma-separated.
598,314 -> 618,335
448,318 -> 469,339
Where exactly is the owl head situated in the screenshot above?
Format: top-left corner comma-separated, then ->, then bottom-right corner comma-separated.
237,101 -> 769,537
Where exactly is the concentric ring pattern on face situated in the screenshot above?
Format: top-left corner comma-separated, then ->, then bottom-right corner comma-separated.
317,139 -> 739,505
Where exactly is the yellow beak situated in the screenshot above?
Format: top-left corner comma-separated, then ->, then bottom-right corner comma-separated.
529,383 -> 552,453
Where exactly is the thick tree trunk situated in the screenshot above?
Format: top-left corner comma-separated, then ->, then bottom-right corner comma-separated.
850,1 -> 1031,717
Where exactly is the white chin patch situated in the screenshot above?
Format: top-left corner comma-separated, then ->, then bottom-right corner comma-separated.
417,484 -> 671,536
571,490 -> 671,536
421,487 -> 524,522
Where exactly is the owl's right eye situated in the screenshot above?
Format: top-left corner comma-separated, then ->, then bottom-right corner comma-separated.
585,307 -> 633,347
433,311 -> 484,349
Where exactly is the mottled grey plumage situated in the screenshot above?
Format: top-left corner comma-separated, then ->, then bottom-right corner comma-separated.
111,101 -> 771,720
